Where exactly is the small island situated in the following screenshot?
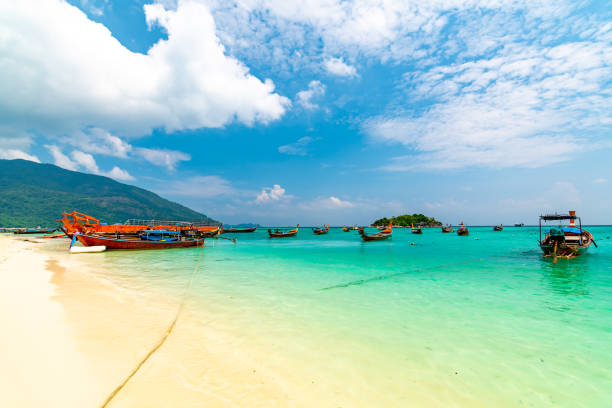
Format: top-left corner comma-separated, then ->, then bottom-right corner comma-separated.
371,213 -> 442,227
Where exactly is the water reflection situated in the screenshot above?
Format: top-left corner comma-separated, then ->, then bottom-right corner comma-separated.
540,256 -> 590,302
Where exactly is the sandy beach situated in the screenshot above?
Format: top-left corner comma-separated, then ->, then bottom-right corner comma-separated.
0,235 -> 302,408
0,235 -> 183,407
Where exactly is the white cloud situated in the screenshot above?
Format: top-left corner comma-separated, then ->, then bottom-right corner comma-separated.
278,136 -> 316,156
324,57 -> 357,77
325,196 -> 354,208
69,128 -> 133,158
593,178 -> 607,184
296,80 -> 325,110
0,149 -> 40,163
45,145 -> 134,181
0,0 -> 289,147
65,129 -> 190,170
71,150 -> 100,173
46,145 -> 78,171
134,147 -> 191,170
256,184 -> 286,203
106,166 -> 135,181
365,40 -> 612,170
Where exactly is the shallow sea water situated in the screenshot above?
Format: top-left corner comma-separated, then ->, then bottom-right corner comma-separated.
52,226 -> 612,407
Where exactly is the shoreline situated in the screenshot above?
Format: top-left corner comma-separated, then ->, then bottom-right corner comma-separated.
0,235 -> 181,407
0,235 -> 100,406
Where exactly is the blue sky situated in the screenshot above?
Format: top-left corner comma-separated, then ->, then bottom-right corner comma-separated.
0,0 -> 611,225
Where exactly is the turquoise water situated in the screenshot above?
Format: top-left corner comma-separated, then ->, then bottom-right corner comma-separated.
72,227 -> 612,406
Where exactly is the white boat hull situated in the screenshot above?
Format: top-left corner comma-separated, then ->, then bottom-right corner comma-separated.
70,245 -> 106,253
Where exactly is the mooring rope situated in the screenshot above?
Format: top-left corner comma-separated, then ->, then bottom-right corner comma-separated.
319,256 -> 504,291
100,241 -> 207,408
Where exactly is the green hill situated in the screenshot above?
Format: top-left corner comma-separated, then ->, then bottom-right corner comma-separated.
372,214 -> 442,227
0,159 -> 217,227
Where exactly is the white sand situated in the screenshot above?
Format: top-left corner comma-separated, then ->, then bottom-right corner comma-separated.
0,236 -> 100,407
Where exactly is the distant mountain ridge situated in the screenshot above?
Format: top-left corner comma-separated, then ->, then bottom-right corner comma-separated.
0,159 -> 217,227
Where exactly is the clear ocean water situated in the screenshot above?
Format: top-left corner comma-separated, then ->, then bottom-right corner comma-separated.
64,226 -> 612,407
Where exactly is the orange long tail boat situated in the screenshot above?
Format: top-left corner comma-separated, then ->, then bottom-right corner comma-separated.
74,230 -> 205,250
60,211 -> 220,237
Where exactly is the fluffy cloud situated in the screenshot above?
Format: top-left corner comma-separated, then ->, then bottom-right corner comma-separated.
134,147 -> 191,171
365,39 -> 612,170
324,57 -> 357,77
278,136 -> 316,156
71,150 -> 100,173
46,145 -> 78,171
45,145 -> 134,181
106,166 -> 135,181
0,149 -> 40,163
256,184 -> 286,203
296,80 -> 325,110
0,0 -> 289,146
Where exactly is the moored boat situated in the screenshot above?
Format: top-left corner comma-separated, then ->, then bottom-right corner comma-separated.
441,224 -> 453,233
13,228 -> 56,235
493,224 -> 504,231
313,224 -> 329,235
61,211 -> 220,236
539,211 -> 596,259
74,230 -> 204,250
456,222 -> 469,236
411,224 -> 423,234
222,226 -> 257,233
268,225 -> 299,238
514,223 -> 525,227
359,222 -> 392,241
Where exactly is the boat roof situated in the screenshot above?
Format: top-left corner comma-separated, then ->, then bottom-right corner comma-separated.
540,214 -> 579,221
140,229 -> 179,234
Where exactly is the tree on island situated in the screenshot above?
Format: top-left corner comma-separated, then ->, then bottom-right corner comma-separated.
372,214 -> 442,227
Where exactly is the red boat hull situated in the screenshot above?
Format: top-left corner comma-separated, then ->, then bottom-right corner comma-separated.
76,234 -> 204,250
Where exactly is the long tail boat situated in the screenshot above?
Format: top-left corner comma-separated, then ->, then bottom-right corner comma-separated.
13,228 -> 57,234
359,222 -> 392,241
441,224 -> 453,233
493,224 -> 504,231
61,211 -> 220,237
268,225 -> 299,238
313,224 -> 329,235
411,224 -> 423,234
74,230 -> 204,250
342,225 -> 351,232
222,226 -> 257,233
539,211 -> 596,259
456,222 -> 469,236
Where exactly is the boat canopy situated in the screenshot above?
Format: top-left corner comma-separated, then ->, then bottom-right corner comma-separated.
140,229 -> 180,235
540,214 -> 578,221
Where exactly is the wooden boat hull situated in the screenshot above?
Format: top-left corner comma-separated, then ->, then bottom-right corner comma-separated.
313,227 -> 329,235
361,233 -> 391,241
493,226 -> 503,231
13,229 -> 56,234
222,227 -> 257,233
457,228 -> 469,236
441,228 -> 453,233
75,233 -> 204,250
268,231 -> 298,238
411,229 -> 422,234
539,230 -> 593,258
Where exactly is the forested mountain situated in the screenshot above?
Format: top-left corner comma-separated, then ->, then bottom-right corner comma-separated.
0,159 -> 216,227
